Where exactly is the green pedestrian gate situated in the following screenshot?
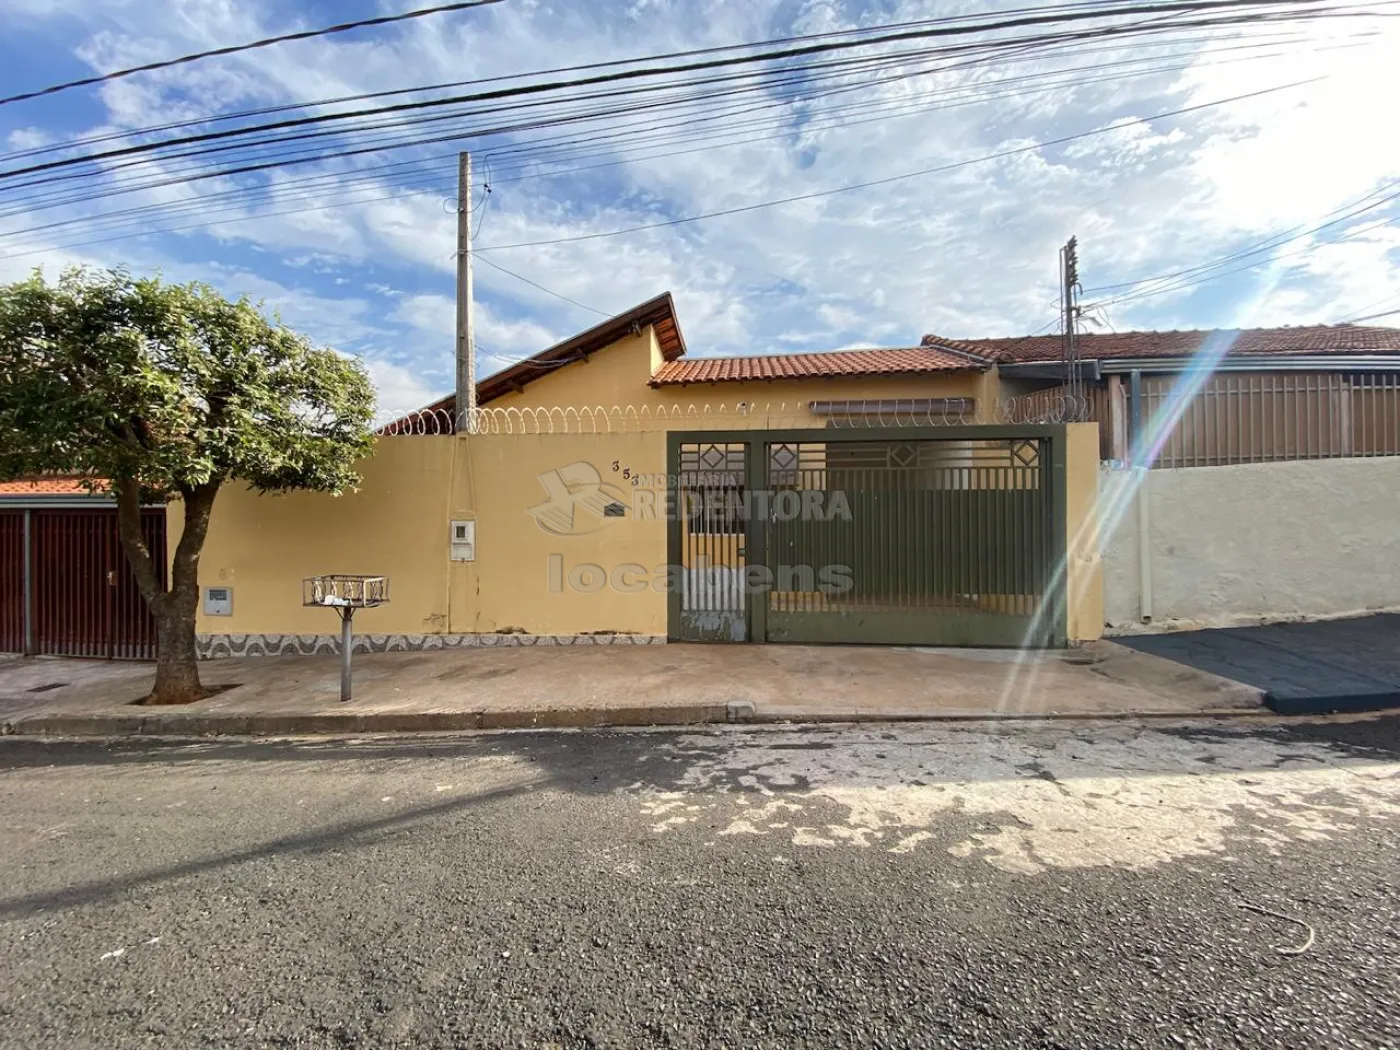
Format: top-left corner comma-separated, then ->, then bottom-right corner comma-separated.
667,426 -> 1066,648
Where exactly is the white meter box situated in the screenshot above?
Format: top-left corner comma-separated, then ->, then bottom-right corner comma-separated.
204,586 -> 234,616
451,519 -> 476,562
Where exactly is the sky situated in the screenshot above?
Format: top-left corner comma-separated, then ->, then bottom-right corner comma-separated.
1,0 -> 1398,421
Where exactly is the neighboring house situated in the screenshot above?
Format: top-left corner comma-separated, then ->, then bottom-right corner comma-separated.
938,326 -> 1400,466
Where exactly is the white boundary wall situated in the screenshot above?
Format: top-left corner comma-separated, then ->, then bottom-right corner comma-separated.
1102,457 -> 1400,633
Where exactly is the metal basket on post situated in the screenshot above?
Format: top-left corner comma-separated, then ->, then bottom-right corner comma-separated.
302,575 -> 389,702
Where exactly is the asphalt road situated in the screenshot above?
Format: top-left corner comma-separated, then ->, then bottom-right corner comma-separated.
0,717 -> 1398,1050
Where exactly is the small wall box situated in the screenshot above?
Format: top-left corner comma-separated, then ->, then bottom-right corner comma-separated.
451,520 -> 476,562
204,586 -> 234,616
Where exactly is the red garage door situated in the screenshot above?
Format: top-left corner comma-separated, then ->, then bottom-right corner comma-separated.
0,508 -> 166,660
0,512 -> 22,654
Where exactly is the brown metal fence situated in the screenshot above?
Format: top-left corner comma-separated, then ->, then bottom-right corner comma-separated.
1028,372 -> 1400,468
0,512 -> 23,653
1140,372 -> 1400,468
1,508 -> 166,659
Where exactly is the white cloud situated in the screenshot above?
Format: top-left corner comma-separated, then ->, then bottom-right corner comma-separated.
3,0 -> 1399,399
363,357 -> 441,422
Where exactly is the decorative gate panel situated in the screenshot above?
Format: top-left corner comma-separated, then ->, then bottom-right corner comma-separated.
674,442 -> 748,642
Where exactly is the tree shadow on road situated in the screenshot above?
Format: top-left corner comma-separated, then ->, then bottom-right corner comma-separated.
0,715 -> 1396,921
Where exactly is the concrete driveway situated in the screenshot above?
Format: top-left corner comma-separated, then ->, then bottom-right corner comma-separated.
0,641 -> 1261,737
1118,614 -> 1400,714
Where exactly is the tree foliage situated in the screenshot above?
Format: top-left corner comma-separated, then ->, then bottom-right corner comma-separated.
0,267 -> 377,702
0,267 -> 374,497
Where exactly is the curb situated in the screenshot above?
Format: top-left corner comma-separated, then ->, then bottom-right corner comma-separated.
2,704 -> 734,738
1,703 -> 1279,739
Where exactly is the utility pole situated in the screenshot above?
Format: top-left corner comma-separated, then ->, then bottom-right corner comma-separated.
1060,235 -> 1081,412
455,151 -> 476,434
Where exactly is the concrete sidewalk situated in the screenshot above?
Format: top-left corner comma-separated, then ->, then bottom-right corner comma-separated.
0,641 -> 1264,738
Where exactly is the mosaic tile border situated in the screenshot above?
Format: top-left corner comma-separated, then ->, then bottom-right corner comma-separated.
197,633 -> 667,659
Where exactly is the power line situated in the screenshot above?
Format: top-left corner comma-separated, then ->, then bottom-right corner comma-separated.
2,30 -> 1320,246
1083,199 -> 1400,311
0,1 -> 1371,228
0,0 -> 1340,183
470,79 -> 1319,253
0,5 -> 1383,264
1082,178 -> 1400,296
475,256 -> 609,316
1335,290 -> 1400,323
0,77 -> 1326,262
0,0 -> 1209,161
0,0 -> 509,108
1345,306 -> 1400,323
0,62 -> 1324,261
2,22 -> 1241,216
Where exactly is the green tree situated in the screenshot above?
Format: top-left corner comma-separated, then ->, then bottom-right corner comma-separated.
0,268 -> 375,704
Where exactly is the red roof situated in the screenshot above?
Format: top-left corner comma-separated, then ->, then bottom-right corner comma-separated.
0,478 -> 100,496
650,345 -> 987,386
924,324 -> 1400,364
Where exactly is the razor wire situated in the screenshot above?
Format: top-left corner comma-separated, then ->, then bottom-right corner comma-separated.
375,391 -> 1094,436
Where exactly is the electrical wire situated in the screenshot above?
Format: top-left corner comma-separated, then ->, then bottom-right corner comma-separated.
1344,306 -> 1400,323
0,0 -> 1350,183
0,12 -> 1360,233
469,79 -> 1321,253
1335,290 -> 1400,322
1083,198 -> 1400,311
1082,177 -> 1400,295
0,0 -> 509,108
0,4 -> 1364,212
474,256 -> 609,316
2,30 -> 1318,241
0,56 -> 1328,261
0,0 -> 1241,161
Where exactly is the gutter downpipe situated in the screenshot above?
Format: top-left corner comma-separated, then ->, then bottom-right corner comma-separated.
1129,369 -> 1153,624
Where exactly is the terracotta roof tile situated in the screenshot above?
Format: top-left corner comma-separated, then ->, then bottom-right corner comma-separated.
924,324 -> 1400,364
650,345 -> 988,386
0,478 -> 100,496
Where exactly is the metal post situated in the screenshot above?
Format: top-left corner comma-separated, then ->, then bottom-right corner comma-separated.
22,508 -> 33,656
455,152 -> 477,435
1128,369 -> 1143,466
1061,236 -> 1080,408
340,608 -> 354,703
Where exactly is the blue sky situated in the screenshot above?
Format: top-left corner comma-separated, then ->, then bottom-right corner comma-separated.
2,0 -> 1398,420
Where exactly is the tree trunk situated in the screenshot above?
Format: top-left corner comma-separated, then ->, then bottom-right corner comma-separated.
113,478 -> 220,705
150,594 -> 204,705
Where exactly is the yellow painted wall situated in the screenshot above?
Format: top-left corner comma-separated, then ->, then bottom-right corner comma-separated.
183,324 -> 1094,644
178,437 -> 457,637
187,432 -> 670,638
446,432 -> 668,635
1064,421 -> 1105,642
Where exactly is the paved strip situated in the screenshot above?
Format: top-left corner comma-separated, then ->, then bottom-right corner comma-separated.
0,716 -> 1397,1049
1118,615 -> 1400,713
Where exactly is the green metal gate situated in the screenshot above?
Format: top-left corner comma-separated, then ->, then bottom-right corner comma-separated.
667,426 -> 1066,647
